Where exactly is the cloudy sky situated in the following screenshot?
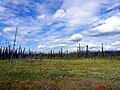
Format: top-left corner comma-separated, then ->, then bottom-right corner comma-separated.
0,0 -> 120,52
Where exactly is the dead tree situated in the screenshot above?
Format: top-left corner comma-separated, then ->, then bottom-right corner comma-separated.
50,50 -> 53,59
78,43 -> 81,57
39,52 -> 42,61
77,47 -> 79,58
18,45 -> 22,60
10,27 -> 18,63
60,48 -> 63,59
85,45 -> 89,58
67,48 -> 69,59
102,43 -> 104,57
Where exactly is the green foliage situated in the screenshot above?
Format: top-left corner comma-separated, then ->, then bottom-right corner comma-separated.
0,59 -> 120,89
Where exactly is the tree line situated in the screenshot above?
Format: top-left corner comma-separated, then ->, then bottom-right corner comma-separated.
0,28 -> 120,63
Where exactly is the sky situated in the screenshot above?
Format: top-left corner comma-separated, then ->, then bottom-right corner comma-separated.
0,0 -> 120,52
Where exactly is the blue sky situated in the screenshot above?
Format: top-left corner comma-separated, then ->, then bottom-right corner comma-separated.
0,0 -> 120,52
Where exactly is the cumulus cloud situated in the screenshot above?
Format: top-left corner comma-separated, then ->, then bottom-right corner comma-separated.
53,9 -> 65,19
85,15 -> 120,37
50,0 -> 102,35
96,16 -> 120,33
69,33 -> 83,42
37,44 -> 46,49
61,0 -> 100,29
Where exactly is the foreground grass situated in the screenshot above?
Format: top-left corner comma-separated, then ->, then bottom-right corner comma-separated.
0,59 -> 120,90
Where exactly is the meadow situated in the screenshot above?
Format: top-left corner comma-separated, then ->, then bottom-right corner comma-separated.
0,59 -> 120,90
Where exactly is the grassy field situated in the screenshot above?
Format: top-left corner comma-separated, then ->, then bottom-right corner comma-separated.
0,59 -> 120,90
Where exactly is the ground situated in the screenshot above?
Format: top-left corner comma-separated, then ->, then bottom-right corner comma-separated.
0,59 -> 120,90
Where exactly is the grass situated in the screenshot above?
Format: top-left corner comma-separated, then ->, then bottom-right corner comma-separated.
0,59 -> 120,90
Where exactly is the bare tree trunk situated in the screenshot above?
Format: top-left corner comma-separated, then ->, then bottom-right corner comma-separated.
67,48 -> 69,59
10,27 -> 18,63
50,50 -> 52,60
102,43 -> 104,57
78,43 -> 81,58
85,45 -> 89,58
60,48 -> 63,61
18,45 -> 22,60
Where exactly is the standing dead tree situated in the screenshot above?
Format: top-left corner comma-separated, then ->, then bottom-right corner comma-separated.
9,27 -> 18,63
50,50 -> 53,59
77,43 -> 81,58
102,43 -> 104,57
18,44 -> 22,60
85,45 -> 89,58
60,48 -> 63,59
78,43 -> 81,58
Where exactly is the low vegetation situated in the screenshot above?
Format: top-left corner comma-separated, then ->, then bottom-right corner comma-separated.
0,59 -> 120,90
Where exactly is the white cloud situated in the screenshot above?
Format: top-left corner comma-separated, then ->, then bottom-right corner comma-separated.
95,16 -> 120,33
104,45 -> 113,50
118,48 -> 120,50
60,0 -> 100,30
3,27 -> 29,35
50,43 -> 67,49
51,22 -> 65,29
0,5 -> 6,12
111,41 -> 120,46
86,43 -> 99,48
84,15 -> 120,37
69,33 -> 83,42
53,38 -> 68,44
37,14 -> 46,19
2,19 -> 20,26
70,41 -> 101,51
3,27 -> 16,34
37,44 -> 46,49
51,0 -> 101,34
58,43 -> 67,47
53,9 -> 65,19
69,47 -> 77,52
107,3 -> 120,10
106,9 -> 120,17
53,39 -> 61,43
